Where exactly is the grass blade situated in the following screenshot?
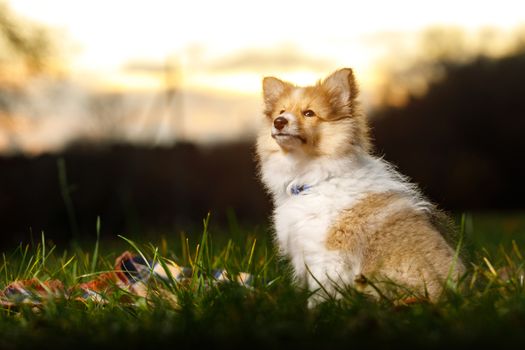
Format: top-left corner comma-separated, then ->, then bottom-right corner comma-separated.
90,216 -> 101,273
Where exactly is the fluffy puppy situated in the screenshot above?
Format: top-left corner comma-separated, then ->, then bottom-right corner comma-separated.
256,68 -> 465,304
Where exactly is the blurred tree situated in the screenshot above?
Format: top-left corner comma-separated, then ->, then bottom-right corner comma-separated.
0,2 -> 53,83
371,47 -> 525,210
0,2 -> 59,154
376,26 -> 525,108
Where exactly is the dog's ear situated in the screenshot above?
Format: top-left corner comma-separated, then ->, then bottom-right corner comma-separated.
262,77 -> 291,115
321,68 -> 358,107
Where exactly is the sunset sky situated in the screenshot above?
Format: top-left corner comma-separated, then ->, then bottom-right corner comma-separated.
2,0 -> 525,153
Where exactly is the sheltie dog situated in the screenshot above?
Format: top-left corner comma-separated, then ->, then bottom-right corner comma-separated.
256,68 -> 465,304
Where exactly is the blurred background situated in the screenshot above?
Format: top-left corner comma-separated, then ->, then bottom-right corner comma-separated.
0,0 -> 524,247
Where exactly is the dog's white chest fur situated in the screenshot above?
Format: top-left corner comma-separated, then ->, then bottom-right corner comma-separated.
262,153 -> 423,290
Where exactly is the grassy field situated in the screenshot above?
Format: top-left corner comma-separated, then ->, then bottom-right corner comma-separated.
1,212 -> 525,349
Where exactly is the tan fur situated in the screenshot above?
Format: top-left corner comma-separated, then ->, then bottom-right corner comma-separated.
326,192 -> 464,300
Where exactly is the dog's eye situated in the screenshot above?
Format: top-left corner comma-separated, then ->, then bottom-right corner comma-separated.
303,110 -> 316,117
279,109 -> 285,115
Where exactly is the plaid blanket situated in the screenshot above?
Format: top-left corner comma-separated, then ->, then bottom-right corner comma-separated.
0,251 -> 253,309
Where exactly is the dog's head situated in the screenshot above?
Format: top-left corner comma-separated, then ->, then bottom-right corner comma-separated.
257,68 -> 370,159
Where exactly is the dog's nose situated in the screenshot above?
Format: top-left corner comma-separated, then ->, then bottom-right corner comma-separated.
273,116 -> 288,130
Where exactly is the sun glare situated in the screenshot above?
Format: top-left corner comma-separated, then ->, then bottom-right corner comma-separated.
3,0 -> 524,152
186,70 -> 332,96
8,0 -> 525,95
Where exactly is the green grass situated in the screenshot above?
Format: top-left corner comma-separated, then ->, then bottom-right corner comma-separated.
1,212 -> 525,349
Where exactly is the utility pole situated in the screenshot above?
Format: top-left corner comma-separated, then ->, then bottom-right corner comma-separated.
158,57 -> 184,144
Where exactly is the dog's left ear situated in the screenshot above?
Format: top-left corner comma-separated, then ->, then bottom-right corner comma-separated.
321,68 -> 358,107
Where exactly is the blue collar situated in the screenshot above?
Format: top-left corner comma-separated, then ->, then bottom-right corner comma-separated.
290,184 -> 311,195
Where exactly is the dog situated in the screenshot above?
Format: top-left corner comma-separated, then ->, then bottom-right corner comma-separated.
256,68 -> 465,304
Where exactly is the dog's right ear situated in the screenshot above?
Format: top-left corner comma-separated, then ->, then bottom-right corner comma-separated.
262,77 -> 291,115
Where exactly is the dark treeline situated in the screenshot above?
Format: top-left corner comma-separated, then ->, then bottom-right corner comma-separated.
372,50 -> 525,211
0,143 -> 271,247
0,50 -> 524,247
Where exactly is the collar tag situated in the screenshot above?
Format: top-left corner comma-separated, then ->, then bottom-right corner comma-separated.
291,184 -> 311,195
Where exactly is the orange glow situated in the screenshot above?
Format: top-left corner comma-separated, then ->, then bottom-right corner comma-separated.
2,0 -> 524,154
8,0 -> 525,94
